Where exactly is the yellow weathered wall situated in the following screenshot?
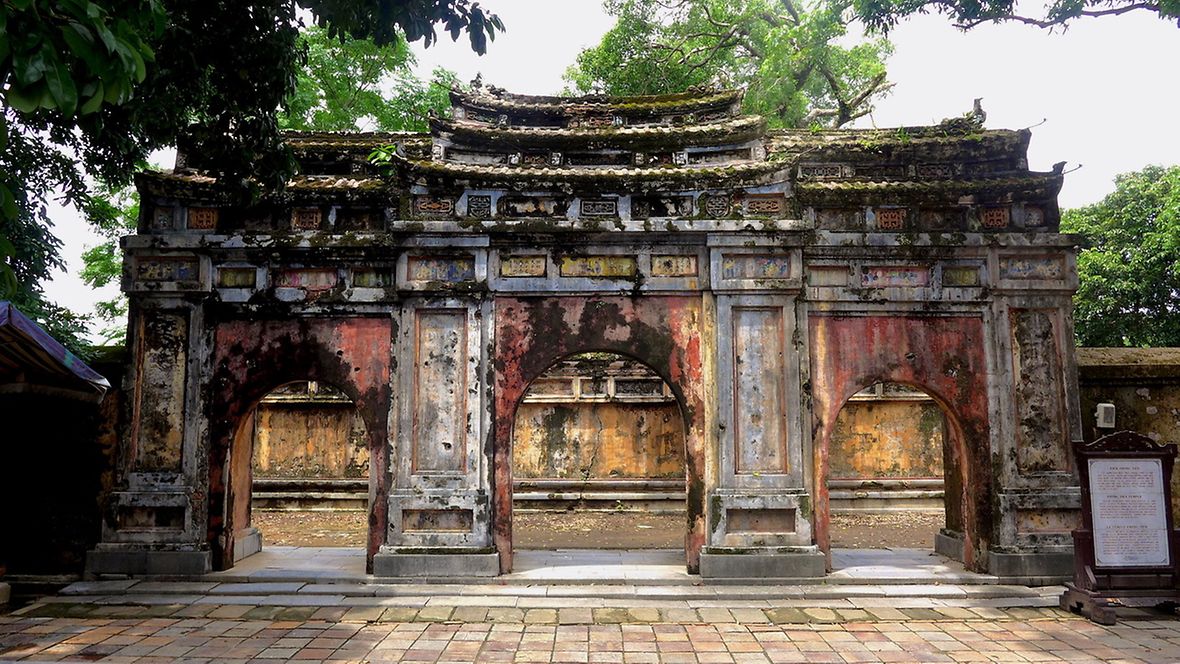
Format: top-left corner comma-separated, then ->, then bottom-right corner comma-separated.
829,399 -> 946,479
253,404 -> 369,478
512,401 -> 685,479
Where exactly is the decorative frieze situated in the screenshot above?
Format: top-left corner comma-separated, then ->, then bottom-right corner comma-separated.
152,206 -> 174,231
744,195 -> 786,216
275,268 -> 338,291
352,269 -> 393,288
632,196 -> 693,219
216,267 -> 257,288
942,266 -> 981,287
917,163 -> 955,178
798,164 -> 849,179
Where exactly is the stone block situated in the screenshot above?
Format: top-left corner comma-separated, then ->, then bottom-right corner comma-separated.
934,532 -> 963,561
988,550 -> 1074,580
0,582 -> 9,606
372,551 -> 500,577
698,551 -> 826,579
86,549 -> 211,576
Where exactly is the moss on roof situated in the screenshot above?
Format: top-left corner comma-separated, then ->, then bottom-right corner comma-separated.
795,173 -> 1063,204
450,87 -> 743,116
433,115 -> 767,151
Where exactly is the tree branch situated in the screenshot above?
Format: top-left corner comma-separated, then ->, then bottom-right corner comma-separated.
951,0 -> 1159,29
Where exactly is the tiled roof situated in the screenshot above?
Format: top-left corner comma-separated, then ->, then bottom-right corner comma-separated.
795,173 -> 1063,203
433,116 -> 766,150
451,88 -> 742,115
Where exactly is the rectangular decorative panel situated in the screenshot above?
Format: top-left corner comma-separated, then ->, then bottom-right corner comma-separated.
407,256 -> 476,282
352,269 -> 393,288
862,266 -> 929,288
291,208 -> 322,230
412,310 -> 468,473
216,267 -> 256,288
722,255 -> 791,280
875,208 -> 908,230
732,307 -> 788,474
275,268 -> 337,291
402,509 -> 474,532
135,312 -> 188,472
186,207 -> 218,230
413,196 -> 455,216
1016,509 -> 1080,534
744,195 -> 786,216
651,255 -> 697,277
580,199 -> 618,217
999,256 -> 1064,280
728,508 -> 796,533
559,256 -> 637,278
807,266 -> 849,287
942,266 -> 981,287
500,256 -> 547,278
136,257 -> 200,284
1010,309 -> 1069,474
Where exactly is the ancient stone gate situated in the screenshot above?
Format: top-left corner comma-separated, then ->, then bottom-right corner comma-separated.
88,88 -> 1082,579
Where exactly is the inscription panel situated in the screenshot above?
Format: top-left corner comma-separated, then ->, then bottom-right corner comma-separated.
1090,458 -> 1169,567
136,257 -> 200,284
1000,256 -> 1064,281
732,307 -> 788,474
412,310 -> 469,474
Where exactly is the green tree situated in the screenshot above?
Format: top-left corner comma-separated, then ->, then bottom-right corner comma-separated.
81,27 -> 461,345
280,26 -> 457,132
2,0 -> 501,352
853,0 -> 1178,31
564,0 -> 893,128
1061,165 -> 1180,347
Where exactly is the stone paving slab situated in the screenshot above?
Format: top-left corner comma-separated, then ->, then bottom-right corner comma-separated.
4,610 -> 1180,663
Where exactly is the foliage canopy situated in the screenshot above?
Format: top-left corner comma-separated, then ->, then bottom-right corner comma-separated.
1062,165 -> 1180,347
852,0 -> 1179,31
564,0 -> 893,128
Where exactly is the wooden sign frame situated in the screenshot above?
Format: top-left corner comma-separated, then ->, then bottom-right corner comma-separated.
1061,430 -> 1180,624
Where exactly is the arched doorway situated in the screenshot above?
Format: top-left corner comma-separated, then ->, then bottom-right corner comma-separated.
493,296 -> 707,573
207,317 -> 393,572
219,380 -> 372,567
808,314 -> 994,572
826,381 -> 966,563
511,352 -> 688,554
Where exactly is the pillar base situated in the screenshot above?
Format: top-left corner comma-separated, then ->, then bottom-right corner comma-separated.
699,547 -> 826,579
934,530 -> 964,562
0,582 -> 10,606
373,548 -> 500,578
85,547 -> 211,577
988,549 -> 1074,583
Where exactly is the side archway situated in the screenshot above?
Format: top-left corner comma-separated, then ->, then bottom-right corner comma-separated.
207,317 -> 392,571
809,314 -> 993,571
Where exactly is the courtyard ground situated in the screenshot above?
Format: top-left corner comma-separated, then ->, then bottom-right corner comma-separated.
254,511 -> 943,550
3,603 -> 1180,662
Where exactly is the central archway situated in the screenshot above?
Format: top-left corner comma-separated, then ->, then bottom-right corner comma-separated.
493,296 -> 707,573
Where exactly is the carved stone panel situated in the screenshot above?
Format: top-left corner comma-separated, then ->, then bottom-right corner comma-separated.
134,312 -> 189,472
732,307 -> 788,475
412,310 -> 469,474
1010,309 -> 1069,474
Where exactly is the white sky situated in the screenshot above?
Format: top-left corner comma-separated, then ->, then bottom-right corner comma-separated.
42,1 -> 1180,337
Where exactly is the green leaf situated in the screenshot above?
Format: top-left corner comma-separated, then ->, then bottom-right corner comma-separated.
6,85 -> 43,113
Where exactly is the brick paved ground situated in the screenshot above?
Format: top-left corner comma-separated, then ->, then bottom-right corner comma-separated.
3,608 -> 1180,663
